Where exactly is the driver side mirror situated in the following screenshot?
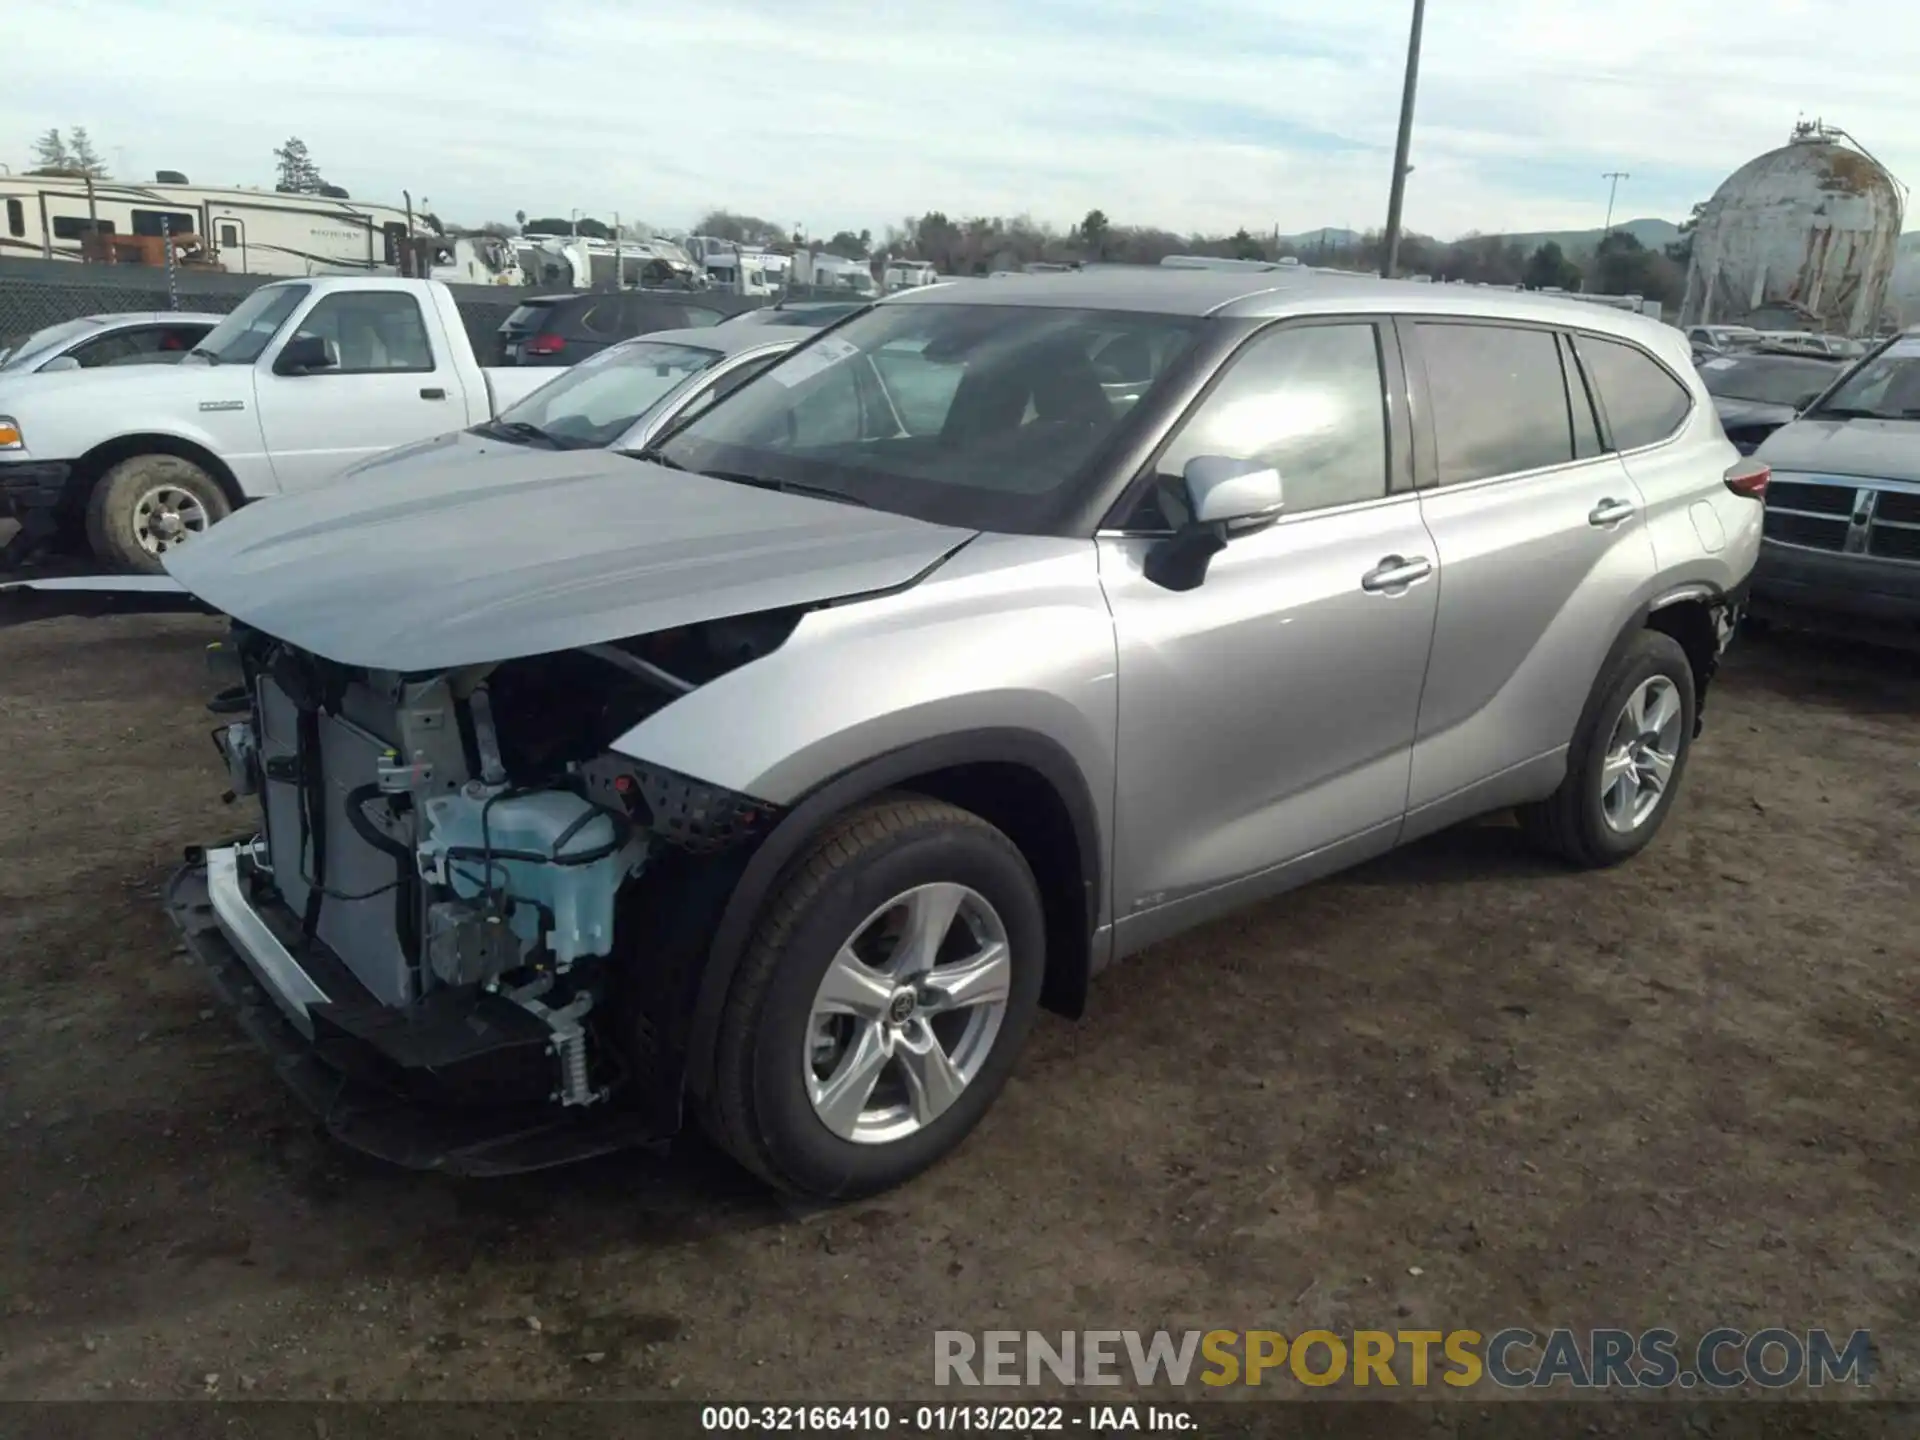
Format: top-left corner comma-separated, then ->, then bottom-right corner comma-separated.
38,355 -> 81,373
274,333 -> 340,376
1143,455 -> 1285,592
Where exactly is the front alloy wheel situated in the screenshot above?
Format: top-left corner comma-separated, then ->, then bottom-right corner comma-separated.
806,882 -> 1012,1144
703,795 -> 1045,1199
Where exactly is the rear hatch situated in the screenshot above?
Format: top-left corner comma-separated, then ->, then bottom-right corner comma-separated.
498,300 -> 561,363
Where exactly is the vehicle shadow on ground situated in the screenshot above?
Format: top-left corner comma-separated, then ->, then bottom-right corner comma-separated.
1726,623 -> 1920,716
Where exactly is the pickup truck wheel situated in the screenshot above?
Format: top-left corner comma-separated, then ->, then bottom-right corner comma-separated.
1519,630 -> 1696,868
86,454 -> 231,573
703,795 -> 1045,1199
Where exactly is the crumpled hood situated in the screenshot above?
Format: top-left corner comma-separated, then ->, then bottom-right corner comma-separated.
162,448 -> 976,672
1756,415 -> 1920,484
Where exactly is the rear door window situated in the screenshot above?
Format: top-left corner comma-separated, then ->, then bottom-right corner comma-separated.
1574,335 -> 1693,450
502,302 -> 555,335
1415,322 -> 1575,485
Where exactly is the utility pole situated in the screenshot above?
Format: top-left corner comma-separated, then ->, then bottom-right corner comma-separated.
1602,171 -> 1630,237
1380,0 -> 1427,279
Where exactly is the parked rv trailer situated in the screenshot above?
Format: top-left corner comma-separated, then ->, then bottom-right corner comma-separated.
0,175 -> 437,277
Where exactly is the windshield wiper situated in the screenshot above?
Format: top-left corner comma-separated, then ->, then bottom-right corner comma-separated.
477,418 -> 563,448
623,450 -> 871,508
1811,405 -> 1894,420
705,471 -> 873,509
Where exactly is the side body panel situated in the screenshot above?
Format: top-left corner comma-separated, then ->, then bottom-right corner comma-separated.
609,534 -> 1123,932
1403,451 -> 1657,822
1096,494 -> 1438,955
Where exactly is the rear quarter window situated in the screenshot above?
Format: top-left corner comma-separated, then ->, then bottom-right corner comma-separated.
1576,335 -> 1693,450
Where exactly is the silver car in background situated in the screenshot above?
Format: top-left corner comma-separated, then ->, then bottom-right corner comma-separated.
0,311 -> 222,374
129,269 -> 1760,1199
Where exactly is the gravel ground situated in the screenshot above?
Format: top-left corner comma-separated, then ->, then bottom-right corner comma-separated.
0,611 -> 1914,1404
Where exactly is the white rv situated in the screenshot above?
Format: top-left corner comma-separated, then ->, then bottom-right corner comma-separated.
0,173 -> 438,276
511,234 -> 703,291
882,259 -> 938,292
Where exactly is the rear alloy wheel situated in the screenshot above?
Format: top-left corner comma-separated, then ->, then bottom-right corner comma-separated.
1520,629 -> 1697,868
704,795 -> 1045,1199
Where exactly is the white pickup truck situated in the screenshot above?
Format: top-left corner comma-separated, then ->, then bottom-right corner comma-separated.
0,277 -> 551,572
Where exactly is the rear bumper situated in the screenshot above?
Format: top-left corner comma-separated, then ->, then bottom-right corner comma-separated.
165,845 -> 671,1175
1752,540 -> 1920,625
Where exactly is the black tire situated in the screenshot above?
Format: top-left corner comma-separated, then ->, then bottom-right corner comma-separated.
85,454 -> 231,574
1519,629 -> 1697,868
702,794 -> 1046,1199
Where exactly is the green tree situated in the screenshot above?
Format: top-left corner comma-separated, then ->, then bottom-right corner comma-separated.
823,229 -> 871,259
66,126 -> 107,178
1077,208 -> 1111,260
1665,200 -> 1708,264
31,128 -> 68,171
1228,227 -> 1265,261
273,136 -> 325,194
1523,241 -> 1581,291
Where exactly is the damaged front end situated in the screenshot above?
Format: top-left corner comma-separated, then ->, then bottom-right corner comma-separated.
169,612 -> 794,1175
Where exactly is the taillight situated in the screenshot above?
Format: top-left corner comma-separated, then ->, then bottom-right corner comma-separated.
523,334 -> 566,356
1724,459 -> 1770,499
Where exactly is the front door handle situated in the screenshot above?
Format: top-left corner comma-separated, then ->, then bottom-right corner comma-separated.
1589,497 -> 1636,526
420,387 -> 447,400
1361,555 -> 1433,592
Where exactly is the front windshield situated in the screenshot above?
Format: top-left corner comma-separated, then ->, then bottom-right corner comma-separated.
494,339 -> 723,447
649,301 -> 1202,532
191,283 -> 310,365
1698,355 -> 1840,407
1809,340 -> 1920,419
0,318 -> 103,371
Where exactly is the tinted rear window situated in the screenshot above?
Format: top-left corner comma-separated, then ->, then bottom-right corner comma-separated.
1577,336 -> 1692,449
1417,323 -> 1574,485
502,302 -> 557,332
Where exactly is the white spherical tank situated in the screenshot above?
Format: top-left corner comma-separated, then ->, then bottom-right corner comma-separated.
1680,123 -> 1904,335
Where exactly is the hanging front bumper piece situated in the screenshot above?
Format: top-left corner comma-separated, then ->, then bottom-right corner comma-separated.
165,844 -> 672,1177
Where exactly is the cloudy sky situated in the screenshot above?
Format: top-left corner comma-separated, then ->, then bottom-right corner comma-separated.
10,0 -> 1912,241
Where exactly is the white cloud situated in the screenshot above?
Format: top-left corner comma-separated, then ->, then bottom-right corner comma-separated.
8,0 -> 1915,240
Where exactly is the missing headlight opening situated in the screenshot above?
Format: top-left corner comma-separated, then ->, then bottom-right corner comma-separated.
185,611 -> 794,1155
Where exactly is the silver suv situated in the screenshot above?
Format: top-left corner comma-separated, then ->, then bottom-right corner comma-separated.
136,270 -> 1762,1198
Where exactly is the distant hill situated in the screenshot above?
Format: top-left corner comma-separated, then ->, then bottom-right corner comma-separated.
1275,219 -> 1681,257
1485,218 -> 1682,257
1277,227 -> 1363,250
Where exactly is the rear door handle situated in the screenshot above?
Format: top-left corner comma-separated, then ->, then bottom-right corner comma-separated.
420,387 -> 447,400
1361,555 -> 1433,592
1589,497 -> 1635,526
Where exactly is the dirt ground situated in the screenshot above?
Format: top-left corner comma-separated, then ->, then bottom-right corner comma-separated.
0,611 -> 1915,1404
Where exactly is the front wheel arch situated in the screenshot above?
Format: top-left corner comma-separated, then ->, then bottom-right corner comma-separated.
681,729 -> 1104,1101
72,433 -> 247,513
